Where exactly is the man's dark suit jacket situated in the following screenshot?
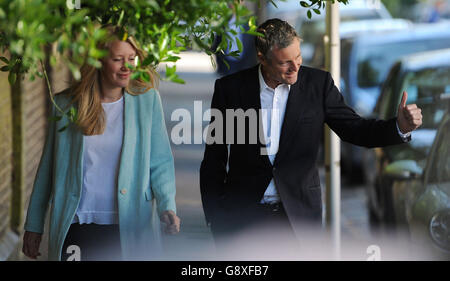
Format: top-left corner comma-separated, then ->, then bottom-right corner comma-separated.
200,65 -> 407,235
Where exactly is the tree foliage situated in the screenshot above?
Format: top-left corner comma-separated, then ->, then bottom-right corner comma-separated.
0,0 -> 348,127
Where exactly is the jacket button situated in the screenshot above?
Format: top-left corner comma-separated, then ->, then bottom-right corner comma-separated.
120,188 -> 127,195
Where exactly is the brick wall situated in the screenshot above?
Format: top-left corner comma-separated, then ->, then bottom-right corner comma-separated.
0,49 -> 71,260
0,66 -> 13,241
21,57 -> 71,226
21,73 -> 47,217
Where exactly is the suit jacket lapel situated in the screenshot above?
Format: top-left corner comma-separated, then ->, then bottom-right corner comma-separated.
274,67 -> 307,165
240,65 -> 273,168
240,65 -> 261,111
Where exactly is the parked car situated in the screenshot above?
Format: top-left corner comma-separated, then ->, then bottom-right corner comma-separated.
367,48 -> 450,238
302,18 -> 412,70
380,104 -> 450,258
338,23 -> 450,181
343,22 -> 450,117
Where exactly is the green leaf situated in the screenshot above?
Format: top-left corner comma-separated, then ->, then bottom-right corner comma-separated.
69,107 -> 78,122
236,37 -> 243,53
222,58 -> 230,70
147,0 -> 161,11
300,1 -> 310,8
50,56 -> 57,67
313,9 -> 321,15
8,72 -> 16,85
307,10 -> 312,19
131,72 -> 140,80
0,56 -> 9,64
1,65 -> 9,72
164,55 -> 181,63
140,71 -> 150,82
117,10 -> 125,27
269,0 -> 278,8
168,74 -> 185,84
245,30 -> 264,37
165,64 -> 176,77
58,124 -> 69,132
68,63 -> 81,80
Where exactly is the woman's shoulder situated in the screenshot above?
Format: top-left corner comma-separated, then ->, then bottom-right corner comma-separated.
139,87 -> 159,98
53,88 -> 75,109
128,87 -> 160,103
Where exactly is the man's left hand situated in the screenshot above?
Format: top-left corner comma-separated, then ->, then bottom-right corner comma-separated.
397,91 -> 423,134
160,210 -> 180,234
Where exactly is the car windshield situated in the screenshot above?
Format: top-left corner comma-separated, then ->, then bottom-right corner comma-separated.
356,38 -> 450,88
428,119 -> 450,184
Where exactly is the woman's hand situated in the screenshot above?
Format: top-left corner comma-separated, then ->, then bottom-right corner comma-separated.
160,210 -> 180,234
22,231 -> 42,259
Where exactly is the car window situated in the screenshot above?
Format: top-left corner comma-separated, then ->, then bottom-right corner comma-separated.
377,63 -> 401,119
428,118 -> 450,184
356,38 -> 450,88
398,67 -> 450,129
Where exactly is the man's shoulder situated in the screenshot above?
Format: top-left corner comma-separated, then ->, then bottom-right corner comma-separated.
299,65 -> 329,78
216,65 -> 259,84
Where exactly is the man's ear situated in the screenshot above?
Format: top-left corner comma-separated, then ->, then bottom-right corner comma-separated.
257,51 -> 265,65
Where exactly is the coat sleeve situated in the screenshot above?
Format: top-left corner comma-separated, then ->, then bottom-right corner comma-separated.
24,102 -> 57,234
323,72 -> 408,147
199,79 -> 229,225
149,90 -> 177,216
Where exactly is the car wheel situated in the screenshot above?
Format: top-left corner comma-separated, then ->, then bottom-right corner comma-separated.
380,177 -> 397,230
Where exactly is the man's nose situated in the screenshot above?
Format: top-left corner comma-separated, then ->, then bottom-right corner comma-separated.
289,62 -> 299,72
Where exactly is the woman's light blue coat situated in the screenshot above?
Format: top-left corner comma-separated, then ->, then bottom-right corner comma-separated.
24,88 -> 176,261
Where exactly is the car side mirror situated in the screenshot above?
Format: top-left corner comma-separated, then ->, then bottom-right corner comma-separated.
384,160 -> 423,180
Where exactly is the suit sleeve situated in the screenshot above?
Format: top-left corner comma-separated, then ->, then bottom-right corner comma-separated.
323,72 -> 408,147
24,101 -> 56,234
200,79 -> 229,225
149,90 -> 177,216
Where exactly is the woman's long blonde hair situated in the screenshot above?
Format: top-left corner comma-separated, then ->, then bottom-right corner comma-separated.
67,25 -> 159,136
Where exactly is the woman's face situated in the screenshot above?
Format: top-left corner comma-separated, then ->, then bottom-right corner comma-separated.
101,40 -> 136,91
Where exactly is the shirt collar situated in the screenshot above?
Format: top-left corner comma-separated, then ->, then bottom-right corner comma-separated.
258,64 -> 291,92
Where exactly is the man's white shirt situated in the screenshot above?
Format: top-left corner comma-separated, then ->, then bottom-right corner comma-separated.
257,65 -> 410,204
258,65 -> 290,204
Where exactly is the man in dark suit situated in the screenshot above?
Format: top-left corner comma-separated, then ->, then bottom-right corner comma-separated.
200,19 -> 422,257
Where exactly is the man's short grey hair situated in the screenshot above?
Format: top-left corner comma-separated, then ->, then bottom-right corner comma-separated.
255,18 -> 301,59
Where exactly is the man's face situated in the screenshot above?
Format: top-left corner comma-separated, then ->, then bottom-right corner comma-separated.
259,38 -> 302,88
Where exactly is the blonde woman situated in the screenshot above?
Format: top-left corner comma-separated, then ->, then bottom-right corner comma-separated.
22,25 -> 180,261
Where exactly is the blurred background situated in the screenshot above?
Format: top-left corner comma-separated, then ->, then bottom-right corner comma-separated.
1,0 -> 449,261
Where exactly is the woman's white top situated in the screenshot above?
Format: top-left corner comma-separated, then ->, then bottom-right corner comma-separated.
72,95 -> 124,225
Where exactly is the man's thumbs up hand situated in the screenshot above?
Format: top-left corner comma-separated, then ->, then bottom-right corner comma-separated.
397,91 -> 422,134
